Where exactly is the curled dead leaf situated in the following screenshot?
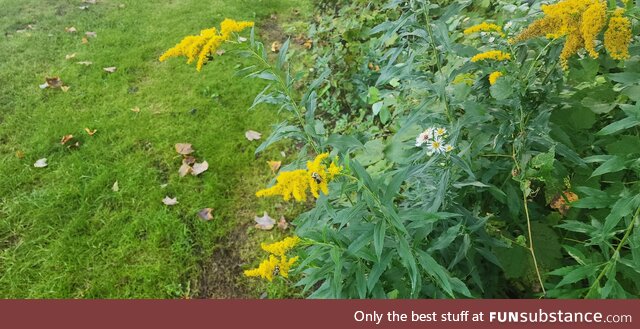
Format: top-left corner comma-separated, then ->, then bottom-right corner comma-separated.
254,211 -> 275,230
130,106 -> 140,113
182,156 -> 196,166
271,41 -> 282,53
84,128 -> 97,136
303,39 -> 313,49
41,77 -> 63,89
178,163 -> 192,177
277,216 -> 288,230
60,134 -> 74,145
550,191 -> 579,216
82,37 -> 89,44
77,61 -> 92,66
162,196 -> 178,206
191,161 -> 209,176
245,130 -> 261,141
267,160 -> 281,174
65,53 -> 76,60
175,143 -> 194,155
103,66 -> 116,73
65,26 -> 77,33
197,208 -> 214,221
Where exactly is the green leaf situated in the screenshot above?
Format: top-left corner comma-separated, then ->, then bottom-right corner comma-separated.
374,220 -> 386,261
590,156 -> 627,177
416,250 -> 454,297
552,264 -> 600,288
490,78 -> 513,100
597,117 -> 640,135
368,86 -> 380,104
354,139 -> 385,166
367,250 -> 393,291
356,262 -> 367,298
397,237 -> 419,295
379,107 -> 391,124
372,101 -> 383,116
602,195 -> 640,235
255,122 -> 301,154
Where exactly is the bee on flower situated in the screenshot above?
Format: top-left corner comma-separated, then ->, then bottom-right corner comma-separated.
244,236 -> 301,282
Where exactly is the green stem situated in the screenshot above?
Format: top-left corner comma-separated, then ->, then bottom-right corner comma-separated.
522,192 -> 547,297
585,207 -> 640,298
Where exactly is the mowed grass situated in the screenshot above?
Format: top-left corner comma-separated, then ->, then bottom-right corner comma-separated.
0,0 -> 305,298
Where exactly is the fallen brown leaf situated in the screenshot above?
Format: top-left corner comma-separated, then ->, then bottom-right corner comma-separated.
254,211 -> 275,230
84,128 -> 97,136
60,134 -> 74,145
245,130 -> 261,141
65,53 -> 76,60
44,77 -> 64,88
77,61 -> 92,66
65,27 -> 77,33
271,41 -> 282,53
277,216 -> 288,230
162,196 -> 178,206
103,66 -> 116,73
191,161 -> 209,176
130,106 -> 140,113
61,86 -> 70,92
16,150 -> 25,159
82,37 -> 89,44
182,156 -> 196,166
178,163 -> 192,177
175,143 -> 194,155
303,39 -> 313,49
197,208 -> 214,221
216,49 -> 225,56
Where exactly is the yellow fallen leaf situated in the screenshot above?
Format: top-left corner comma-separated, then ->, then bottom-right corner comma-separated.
61,86 -> 70,92
65,53 -> 76,60
65,27 -> 77,33
267,160 -> 281,174
84,128 -> 97,136
131,106 -> 140,113
82,37 -> 89,44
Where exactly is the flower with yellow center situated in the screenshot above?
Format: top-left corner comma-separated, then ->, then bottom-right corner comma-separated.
489,71 -> 503,85
470,50 -> 511,62
261,236 -> 301,256
256,153 -> 342,202
159,18 -> 254,71
604,9 -> 632,60
464,22 -> 505,37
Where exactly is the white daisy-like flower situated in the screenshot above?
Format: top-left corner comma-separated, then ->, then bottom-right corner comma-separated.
415,131 -> 431,147
444,144 -> 454,153
427,138 -> 446,156
435,127 -> 447,137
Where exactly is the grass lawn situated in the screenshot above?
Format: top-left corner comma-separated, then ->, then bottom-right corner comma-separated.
0,0 -> 307,298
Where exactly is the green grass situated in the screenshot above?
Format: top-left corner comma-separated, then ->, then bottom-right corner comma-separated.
0,0 -> 308,298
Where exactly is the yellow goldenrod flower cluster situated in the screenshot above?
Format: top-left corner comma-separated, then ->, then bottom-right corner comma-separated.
464,22 -> 505,37
244,236 -> 300,281
260,236 -> 300,256
604,9 -> 632,60
471,50 -> 512,62
159,18 -> 254,71
256,153 -> 342,202
511,0 -> 632,69
488,71 -> 503,85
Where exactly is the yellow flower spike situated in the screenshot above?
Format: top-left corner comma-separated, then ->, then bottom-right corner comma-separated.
605,9 -> 632,61
581,0 -> 606,59
277,255 -> 299,279
261,236 -> 301,256
464,22 -> 505,37
470,50 -> 511,62
243,255 -> 279,281
159,19 -> 254,71
488,71 -> 503,85
256,153 -> 340,202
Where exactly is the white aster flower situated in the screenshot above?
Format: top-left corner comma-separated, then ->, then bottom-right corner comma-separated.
444,144 -> 454,153
415,131 -> 431,147
427,138 -> 446,156
435,127 -> 447,137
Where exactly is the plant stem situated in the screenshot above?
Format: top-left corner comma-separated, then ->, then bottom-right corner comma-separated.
585,207 -> 639,298
422,5 -> 454,123
522,192 -> 547,297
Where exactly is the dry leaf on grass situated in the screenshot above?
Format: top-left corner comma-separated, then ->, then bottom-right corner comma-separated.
60,134 -> 74,145
79,5 -> 89,10
40,77 -> 65,89
271,41 -> 282,53
130,106 -> 140,113
85,31 -> 97,38
16,150 -> 25,159
34,158 -> 48,168
267,160 -> 281,173
82,37 -> 89,44
182,156 -> 196,166
84,128 -> 97,136
175,143 -> 194,155
65,53 -> 76,60
103,66 -> 116,73
65,27 -> 77,33
77,61 -> 92,66
61,86 -> 70,92
197,208 -> 214,221
112,181 -> 119,192
254,211 -> 275,230
178,163 -> 192,177
245,130 -> 261,141
215,49 -> 225,56
162,196 -> 178,206
191,161 -> 209,176
277,216 -> 288,230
